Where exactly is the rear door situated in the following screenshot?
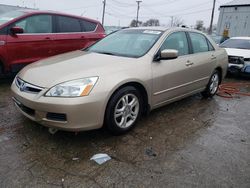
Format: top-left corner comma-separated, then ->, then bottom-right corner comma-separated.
80,19 -> 103,48
186,32 -> 216,90
53,15 -> 86,55
6,14 -> 54,72
53,16 -> 103,55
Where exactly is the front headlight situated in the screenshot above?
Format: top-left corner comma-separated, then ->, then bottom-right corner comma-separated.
45,77 -> 98,97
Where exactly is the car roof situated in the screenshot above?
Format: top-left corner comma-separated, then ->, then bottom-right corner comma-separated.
230,37 -> 250,40
123,26 -> 205,34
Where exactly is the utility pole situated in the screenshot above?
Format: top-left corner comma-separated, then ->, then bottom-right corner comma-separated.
136,1 -> 142,27
171,16 -> 174,27
208,0 -> 216,34
102,0 -> 106,26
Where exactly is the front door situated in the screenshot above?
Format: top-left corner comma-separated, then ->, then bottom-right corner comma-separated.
6,14 -> 54,72
152,31 -> 196,107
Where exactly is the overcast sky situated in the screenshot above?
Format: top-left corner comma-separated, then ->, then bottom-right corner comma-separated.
1,0 -> 233,27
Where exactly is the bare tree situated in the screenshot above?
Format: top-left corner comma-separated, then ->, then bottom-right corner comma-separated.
130,19 -> 142,27
169,16 -> 184,27
143,19 -> 160,26
195,20 -> 205,31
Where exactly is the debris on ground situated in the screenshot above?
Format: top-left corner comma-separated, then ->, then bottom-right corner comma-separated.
145,147 -> 157,157
72,157 -> 80,161
90,153 -> 111,165
217,82 -> 250,98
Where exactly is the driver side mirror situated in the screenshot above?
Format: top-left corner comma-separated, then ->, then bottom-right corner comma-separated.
10,26 -> 24,35
154,49 -> 178,61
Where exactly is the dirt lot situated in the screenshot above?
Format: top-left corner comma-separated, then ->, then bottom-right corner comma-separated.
0,77 -> 249,188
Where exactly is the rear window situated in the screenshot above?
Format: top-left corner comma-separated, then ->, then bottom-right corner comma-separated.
80,19 -> 97,32
189,32 -> 209,53
220,39 -> 250,50
57,16 -> 81,33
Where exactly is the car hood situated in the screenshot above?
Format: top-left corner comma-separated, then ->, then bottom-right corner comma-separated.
224,48 -> 250,58
18,50 -> 142,88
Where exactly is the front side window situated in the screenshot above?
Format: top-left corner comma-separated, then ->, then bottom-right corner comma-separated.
86,29 -> 163,58
14,15 -> 52,33
57,16 -> 81,33
160,32 -> 189,56
189,32 -> 209,53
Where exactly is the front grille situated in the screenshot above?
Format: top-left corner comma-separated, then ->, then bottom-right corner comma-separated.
228,56 -> 244,65
15,77 -> 43,94
46,112 -> 67,122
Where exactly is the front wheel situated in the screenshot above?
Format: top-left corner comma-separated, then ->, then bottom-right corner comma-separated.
202,70 -> 220,98
105,86 -> 142,135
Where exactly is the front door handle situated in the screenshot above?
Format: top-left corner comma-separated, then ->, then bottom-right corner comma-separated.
185,61 -> 194,66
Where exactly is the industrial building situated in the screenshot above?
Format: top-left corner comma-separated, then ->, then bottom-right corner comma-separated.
217,0 -> 250,37
0,4 -> 30,15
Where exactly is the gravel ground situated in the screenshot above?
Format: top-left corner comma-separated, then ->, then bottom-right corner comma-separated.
0,77 -> 249,188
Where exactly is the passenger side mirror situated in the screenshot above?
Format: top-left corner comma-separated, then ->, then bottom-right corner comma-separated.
154,49 -> 178,61
10,26 -> 24,35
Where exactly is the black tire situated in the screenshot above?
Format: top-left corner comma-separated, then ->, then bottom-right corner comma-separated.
0,64 -> 3,75
105,86 -> 143,135
202,70 -> 221,98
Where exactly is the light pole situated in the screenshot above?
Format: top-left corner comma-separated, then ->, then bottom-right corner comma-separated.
102,0 -> 107,26
136,1 -> 142,27
208,0 -> 216,34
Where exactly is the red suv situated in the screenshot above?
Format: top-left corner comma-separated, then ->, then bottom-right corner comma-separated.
0,9 -> 105,75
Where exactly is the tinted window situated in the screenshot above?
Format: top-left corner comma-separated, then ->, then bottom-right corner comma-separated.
161,32 -> 189,56
57,16 -> 81,33
189,33 -> 209,53
220,39 -> 250,50
15,15 -> 52,33
80,19 -> 97,32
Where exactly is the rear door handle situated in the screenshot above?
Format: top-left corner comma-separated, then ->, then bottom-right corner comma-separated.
185,61 -> 194,66
44,37 -> 51,40
211,55 -> 216,60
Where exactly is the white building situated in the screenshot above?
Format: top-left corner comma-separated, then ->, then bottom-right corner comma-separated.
217,0 -> 250,37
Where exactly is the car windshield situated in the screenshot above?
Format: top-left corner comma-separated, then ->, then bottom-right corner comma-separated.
220,39 -> 250,50
0,10 -> 26,25
86,29 -> 163,58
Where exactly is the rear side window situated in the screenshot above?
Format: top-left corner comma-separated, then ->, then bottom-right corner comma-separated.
14,15 -> 52,33
189,32 -> 209,53
160,32 -> 189,56
57,16 -> 81,33
80,19 -> 97,32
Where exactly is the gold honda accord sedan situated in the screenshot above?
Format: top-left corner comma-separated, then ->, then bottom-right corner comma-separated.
11,27 -> 228,134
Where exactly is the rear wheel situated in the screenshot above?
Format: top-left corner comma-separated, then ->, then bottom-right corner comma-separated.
202,70 -> 220,98
105,86 -> 142,135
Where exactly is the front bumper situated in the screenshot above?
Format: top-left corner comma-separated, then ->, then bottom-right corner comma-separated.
11,82 -> 106,131
228,56 -> 250,74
